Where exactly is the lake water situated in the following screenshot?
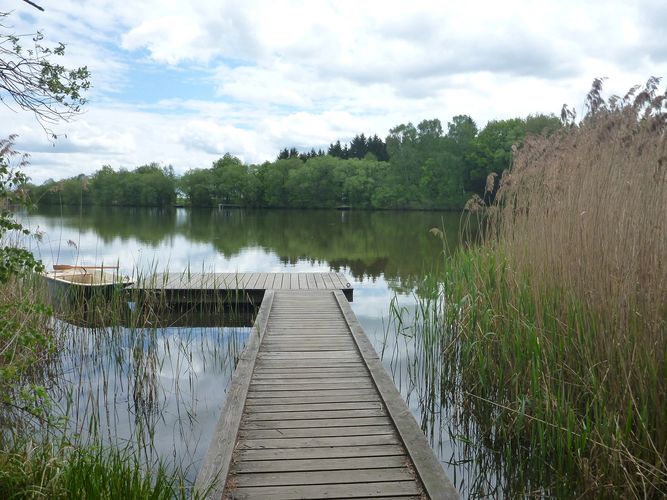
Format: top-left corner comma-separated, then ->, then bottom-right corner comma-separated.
18,206 -> 490,497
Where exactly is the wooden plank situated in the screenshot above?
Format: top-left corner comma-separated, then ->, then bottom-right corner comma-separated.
247,402 -> 384,413
250,273 -> 263,289
241,273 -> 254,289
245,395 -> 381,405
253,364 -> 365,371
257,351 -> 359,359
237,434 -> 398,450
262,273 -> 272,289
241,417 -> 391,430
244,409 -> 386,421
262,340 -> 350,346
249,377 -> 371,385
264,337 -> 350,342
313,273 -> 325,289
305,273 -> 315,289
229,481 -> 421,500
260,346 -> 357,352
237,425 -> 395,439
232,455 -> 409,474
261,339 -> 355,345
257,338 -> 351,346
236,444 -> 406,461
253,361 -> 363,369
193,291 -> 274,498
253,361 -> 364,370
260,341 -> 356,348
247,389 -> 379,399
252,369 -> 369,379
264,331 -> 349,337
249,382 -> 374,392
245,273 -> 261,289
233,467 -> 414,487
322,272 -> 336,289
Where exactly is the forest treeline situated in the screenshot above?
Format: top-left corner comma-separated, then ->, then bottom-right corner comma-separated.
26,113 -> 561,210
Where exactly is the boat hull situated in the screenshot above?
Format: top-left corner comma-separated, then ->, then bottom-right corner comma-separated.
43,270 -> 131,305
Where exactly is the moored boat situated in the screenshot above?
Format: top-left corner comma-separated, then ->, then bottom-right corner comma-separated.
43,266 -> 133,302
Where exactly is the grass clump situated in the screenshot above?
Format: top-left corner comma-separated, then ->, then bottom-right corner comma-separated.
405,78 -> 666,497
0,440 -> 194,499
0,276 -> 199,499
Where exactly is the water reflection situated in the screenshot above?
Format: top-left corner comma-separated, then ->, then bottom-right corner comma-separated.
51,315 -> 250,482
17,207 -> 493,496
21,206 -> 466,289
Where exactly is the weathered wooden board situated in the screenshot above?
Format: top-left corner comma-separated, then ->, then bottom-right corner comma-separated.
237,425 -> 395,439
129,272 -> 354,301
232,455 -> 409,474
233,468 -> 414,487
195,289 -> 456,500
229,481 -> 421,500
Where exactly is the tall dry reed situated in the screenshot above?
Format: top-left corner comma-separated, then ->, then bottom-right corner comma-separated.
395,78 -> 667,497
478,78 -> 667,496
494,77 -> 666,340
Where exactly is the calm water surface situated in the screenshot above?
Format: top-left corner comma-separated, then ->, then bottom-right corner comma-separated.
19,207 -> 488,496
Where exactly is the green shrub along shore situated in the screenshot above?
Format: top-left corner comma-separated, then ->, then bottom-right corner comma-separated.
0,138 -> 199,498
25,114 -> 561,211
0,277 -> 199,499
401,80 -> 666,497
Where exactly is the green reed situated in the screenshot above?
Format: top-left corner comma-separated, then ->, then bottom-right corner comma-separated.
1,266 -> 252,498
390,81 -> 667,498
391,247 -> 666,497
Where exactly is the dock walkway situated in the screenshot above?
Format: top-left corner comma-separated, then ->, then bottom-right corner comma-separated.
129,272 -> 353,303
196,289 -> 457,499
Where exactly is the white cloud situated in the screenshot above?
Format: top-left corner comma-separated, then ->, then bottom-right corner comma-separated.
2,0 -> 666,183
178,120 -> 258,159
122,17 -> 210,65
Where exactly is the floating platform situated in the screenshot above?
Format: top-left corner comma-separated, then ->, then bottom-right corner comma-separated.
195,289 -> 457,499
129,272 -> 353,304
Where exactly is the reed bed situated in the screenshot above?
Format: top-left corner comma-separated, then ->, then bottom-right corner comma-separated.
394,79 -> 667,497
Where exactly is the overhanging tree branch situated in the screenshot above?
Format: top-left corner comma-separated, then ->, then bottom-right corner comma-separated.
21,0 -> 44,12
0,11 -> 90,133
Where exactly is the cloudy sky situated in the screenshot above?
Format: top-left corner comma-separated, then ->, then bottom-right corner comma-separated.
2,0 -> 665,183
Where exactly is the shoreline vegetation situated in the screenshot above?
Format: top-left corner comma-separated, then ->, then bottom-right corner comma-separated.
24,113 -> 561,212
392,78 -> 666,497
1,78 -> 664,498
0,271 -> 230,499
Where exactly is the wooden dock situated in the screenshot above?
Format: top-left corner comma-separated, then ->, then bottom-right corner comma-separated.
195,289 -> 457,499
129,272 -> 353,303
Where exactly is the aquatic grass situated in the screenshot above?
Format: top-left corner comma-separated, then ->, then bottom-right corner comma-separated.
391,79 -> 667,498
1,262 -> 253,497
0,438 -> 201,499
395,248 -> 666,496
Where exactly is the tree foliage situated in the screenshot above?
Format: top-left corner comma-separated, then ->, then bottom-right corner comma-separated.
0,12 -> 90,131
0,136 -> 42,283
27,113 -> 562,210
